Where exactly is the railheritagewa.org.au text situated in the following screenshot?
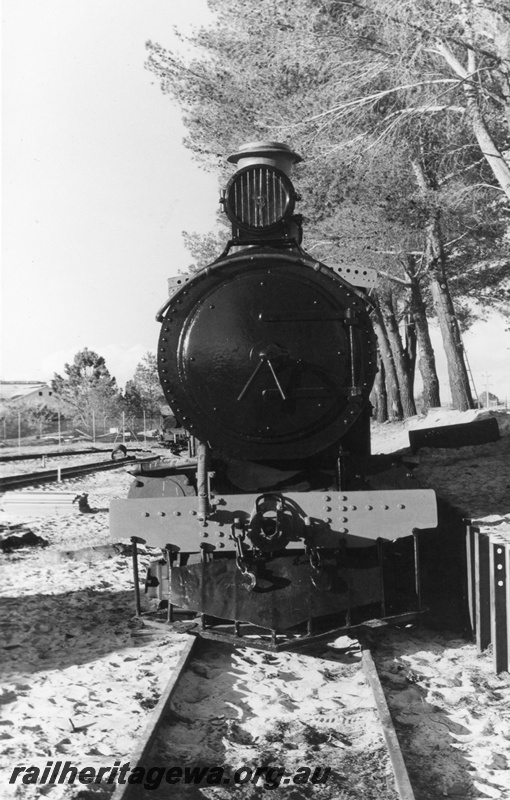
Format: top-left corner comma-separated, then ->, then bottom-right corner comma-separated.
9,761 -> 332,790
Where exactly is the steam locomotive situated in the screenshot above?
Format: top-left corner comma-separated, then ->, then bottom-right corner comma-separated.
110,142 -> 437,645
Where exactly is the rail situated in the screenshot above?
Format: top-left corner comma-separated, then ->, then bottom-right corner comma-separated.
109,633 -> 415,800
0,456 -> 156,493
0,447 -> 146,463
111,637 -> 197,800
361,644 -> 416,800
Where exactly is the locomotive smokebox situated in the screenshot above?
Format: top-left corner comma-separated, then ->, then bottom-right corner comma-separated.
227,141 -> 302,176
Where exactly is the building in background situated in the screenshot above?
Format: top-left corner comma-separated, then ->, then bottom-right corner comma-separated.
0,381 -> 66,441
0,381 -> 60,409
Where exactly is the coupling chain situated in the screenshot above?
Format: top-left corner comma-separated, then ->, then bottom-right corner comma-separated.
302,519 -> 332,591
232,522 -> 257,591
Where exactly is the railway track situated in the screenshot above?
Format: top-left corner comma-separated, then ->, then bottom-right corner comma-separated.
111,633 -> 415,800
0,446 -> 153,463
0,447 -> 113,463
0,456 -> 156,493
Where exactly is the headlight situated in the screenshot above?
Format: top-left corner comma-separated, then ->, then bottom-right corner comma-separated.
224,165 -> 296,232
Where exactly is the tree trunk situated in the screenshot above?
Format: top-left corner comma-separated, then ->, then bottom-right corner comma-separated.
370,352 -> 388,423
465,90 -> 510,200
378,290 -> 417,418
407,268 -> 441,411
404,314 -> 417,398
371,306 -> 403,420
411,158 -> 475,411
436,40 -> 510,201
429,270 -> 474,411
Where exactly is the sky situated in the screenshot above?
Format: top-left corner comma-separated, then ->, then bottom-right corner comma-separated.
2,0 -> 510,403
2,0 -> 218,387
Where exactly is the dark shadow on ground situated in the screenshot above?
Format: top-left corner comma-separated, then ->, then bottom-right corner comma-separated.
0,588 -> 149,677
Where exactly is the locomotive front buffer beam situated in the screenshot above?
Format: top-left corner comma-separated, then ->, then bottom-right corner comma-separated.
110,489 -> 437,645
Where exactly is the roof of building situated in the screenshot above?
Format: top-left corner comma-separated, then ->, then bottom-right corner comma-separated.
0,381 -> 50,401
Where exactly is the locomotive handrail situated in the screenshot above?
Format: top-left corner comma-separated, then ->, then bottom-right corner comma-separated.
155,296 -> 172,323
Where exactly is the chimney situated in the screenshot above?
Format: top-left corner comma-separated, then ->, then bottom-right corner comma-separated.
227,141 -> 302,176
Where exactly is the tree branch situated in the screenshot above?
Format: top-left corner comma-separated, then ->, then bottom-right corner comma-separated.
377,270 -> 412,287
273,79 -> 460,129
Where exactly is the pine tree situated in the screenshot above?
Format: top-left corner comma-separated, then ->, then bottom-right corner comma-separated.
124,353 -> 165,421
51,348 -> 121,433
146,0 -> 509,412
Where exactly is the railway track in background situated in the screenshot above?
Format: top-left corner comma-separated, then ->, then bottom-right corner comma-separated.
0,447 -> 112,463
0,446 -> 151,463
0,456 -> 157,493
111,633 -> 415,800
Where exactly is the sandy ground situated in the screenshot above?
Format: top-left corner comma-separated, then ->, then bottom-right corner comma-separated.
149,640 -> 399,800
370,626 -> 510,800
0,409 -> 509,799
